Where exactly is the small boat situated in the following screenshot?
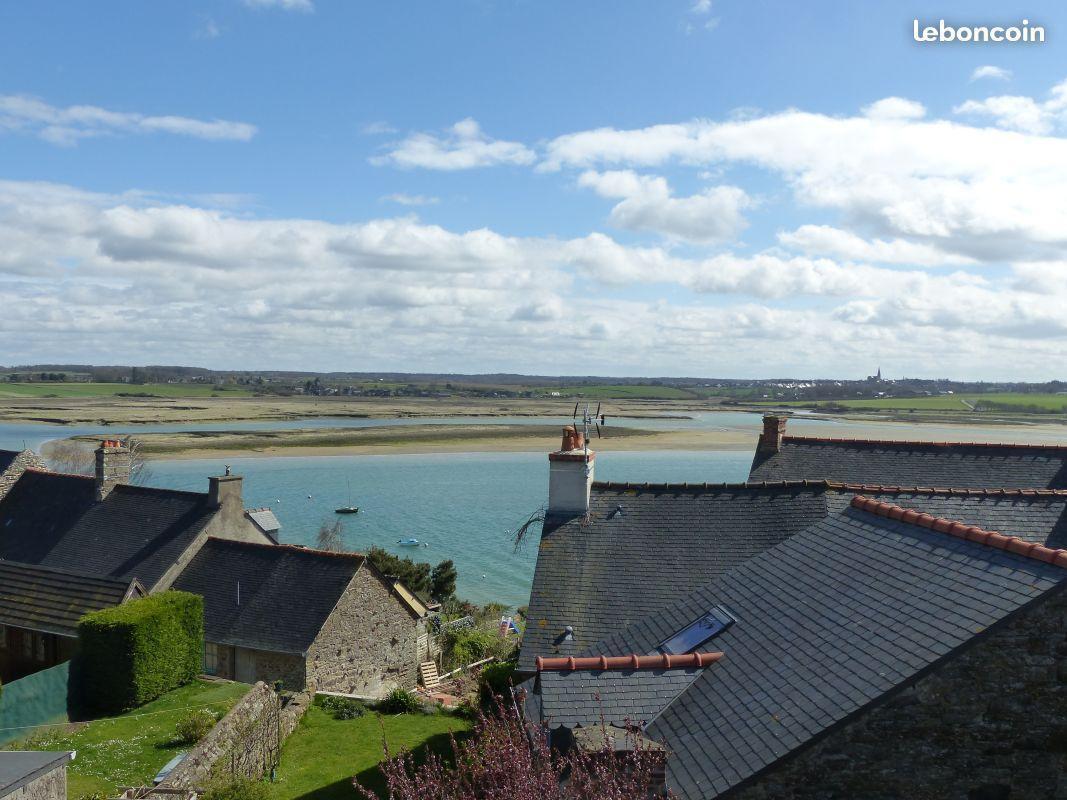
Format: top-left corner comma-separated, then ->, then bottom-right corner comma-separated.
397,538 -> 419,546
334,479 -> 359,514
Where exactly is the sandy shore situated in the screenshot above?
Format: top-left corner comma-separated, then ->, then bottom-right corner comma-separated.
42,417 -> 1067,461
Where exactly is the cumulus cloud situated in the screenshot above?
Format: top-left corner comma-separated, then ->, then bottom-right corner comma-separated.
577,170 -> 750,243
372,118 -> 536,170
954,79 -> 1067,134
971,65 -> 1012,82
777,225 -> 975,267
0,95 -> 256,146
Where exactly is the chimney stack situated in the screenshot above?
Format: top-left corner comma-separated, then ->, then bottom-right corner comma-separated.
548,426 -> 595,516
95,439 -> 131,501
208,473 -> 243,511
756,415 -> 787,455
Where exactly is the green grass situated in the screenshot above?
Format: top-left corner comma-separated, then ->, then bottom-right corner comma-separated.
757,392 -> 1067,413
5,680 -> 249,798
0,382 -> 253,399
269,706 -> 472,800
536,384 -> 698,400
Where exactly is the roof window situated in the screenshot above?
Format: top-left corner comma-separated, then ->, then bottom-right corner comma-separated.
659,605 -> 736,655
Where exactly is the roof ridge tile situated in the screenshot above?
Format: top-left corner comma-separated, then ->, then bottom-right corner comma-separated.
850,495 -> 1067,569
535,651 -> 723,672
785,435 -> 1067,452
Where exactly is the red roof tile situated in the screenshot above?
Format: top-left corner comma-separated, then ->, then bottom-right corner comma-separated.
850,495 -> 1067,569
535,651 -> 722,672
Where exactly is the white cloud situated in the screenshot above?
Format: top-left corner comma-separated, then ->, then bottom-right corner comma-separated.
242,0 -> 313,11
971,65 -> 1012,82
0,95 -> 256,146
862,97 -> 926,121
380,193 -> 439,206
540,85 -> 1067,263
777,225 -> 974,267
194,17 -> 221,39
577,170 -> 750,243
372,118 -> 536,170
691,0 -> 712,12
954,80 -> 1067,134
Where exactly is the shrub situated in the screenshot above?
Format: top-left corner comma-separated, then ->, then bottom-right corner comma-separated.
74,591 -> 204,713
377,687 -> 422,715
478,661 -> 516,702
317,694 -> 366,720
202,779 -> 271,800
441,628 -> 496,669
173,708 -> 217,744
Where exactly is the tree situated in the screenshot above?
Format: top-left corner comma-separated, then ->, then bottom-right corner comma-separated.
429,560 -> 457,601
359,698 -> 671,800
367,547 -> 432,598
44,436 -> 151,485
317,519 -> 346,552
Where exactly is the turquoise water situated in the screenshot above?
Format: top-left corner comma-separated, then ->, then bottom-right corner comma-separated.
145,450 -> 754,608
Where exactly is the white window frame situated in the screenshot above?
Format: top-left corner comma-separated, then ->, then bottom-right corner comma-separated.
204,642 -> 219,675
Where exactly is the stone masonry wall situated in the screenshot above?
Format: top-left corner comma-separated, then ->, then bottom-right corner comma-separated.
7,767 -> 66,800
162,682 -> 283,790
0,450 -> 46,500
238,647 -> 306,691
731,588 -> 1067,800
305,565 -> 420,697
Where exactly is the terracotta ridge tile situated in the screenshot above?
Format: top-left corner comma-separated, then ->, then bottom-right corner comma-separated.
849,495 -> 1067,569
535,651 -> 723,672
592,479 -> 1067,498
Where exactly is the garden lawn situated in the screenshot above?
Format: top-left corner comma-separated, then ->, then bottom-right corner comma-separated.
269,706 -> 472,800
4,680 -> 249,799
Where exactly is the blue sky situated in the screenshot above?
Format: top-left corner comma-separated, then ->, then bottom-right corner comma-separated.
2,1 -> 1067,378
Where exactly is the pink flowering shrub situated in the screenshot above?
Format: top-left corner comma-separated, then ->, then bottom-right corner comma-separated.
357,696 -> 671,800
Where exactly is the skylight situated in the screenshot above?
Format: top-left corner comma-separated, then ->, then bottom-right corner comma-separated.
659,605 -> 736,655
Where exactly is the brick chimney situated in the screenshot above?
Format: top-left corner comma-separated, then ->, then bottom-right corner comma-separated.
548,426 -> 595,516
208,469 -> 245,526
95,439 -> 131,501
756,414 -> 787,455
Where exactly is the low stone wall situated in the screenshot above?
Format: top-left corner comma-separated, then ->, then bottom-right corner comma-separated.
280,690 -> 313,740
160,681 -> 308,791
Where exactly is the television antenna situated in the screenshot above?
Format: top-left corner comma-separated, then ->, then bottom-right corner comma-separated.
572,401 -> 607,453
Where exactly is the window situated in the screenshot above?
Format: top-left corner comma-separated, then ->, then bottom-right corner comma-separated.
659,606 -> 737,655
204,642 -> 219,675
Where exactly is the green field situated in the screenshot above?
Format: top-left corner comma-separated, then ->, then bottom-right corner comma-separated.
270,705 -> 472,800
5,680 -> 249,797
760,393 -> 1067,413
537,384 -> 699,400
0,382 -> 253,399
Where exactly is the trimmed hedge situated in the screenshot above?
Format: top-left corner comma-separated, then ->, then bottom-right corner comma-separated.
75,591 -> 204,713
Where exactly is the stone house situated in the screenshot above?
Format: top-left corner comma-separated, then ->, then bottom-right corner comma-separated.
0,752 -> 73,800
0,440 -> 432,695
0,449 -> 45,501
519,427 -> 1067,799
0,562 -> 144,682
172,538 -> 430,696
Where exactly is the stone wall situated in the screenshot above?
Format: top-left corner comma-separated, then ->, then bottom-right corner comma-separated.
237,647 -> 306,691
732,588 -> 1067,800
162,682 -> 282,790
305,565 -> 420,696
0,450 -> 46,500
6,767 -> 66,800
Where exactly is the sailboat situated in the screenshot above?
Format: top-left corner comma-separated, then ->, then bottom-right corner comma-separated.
335,478 -> 359,514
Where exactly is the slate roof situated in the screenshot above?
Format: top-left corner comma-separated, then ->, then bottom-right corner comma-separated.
0,470 -> 218,588
171,538 -> 365,655
0,752 -> 73,799
246,508 -> 281,538
0,450 -> 18,474
749,436 -> 1067,488
531,505 -> 1067,800
518,483 -> 830,672
532,667 -> 704,728
0,561 -> 141,637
